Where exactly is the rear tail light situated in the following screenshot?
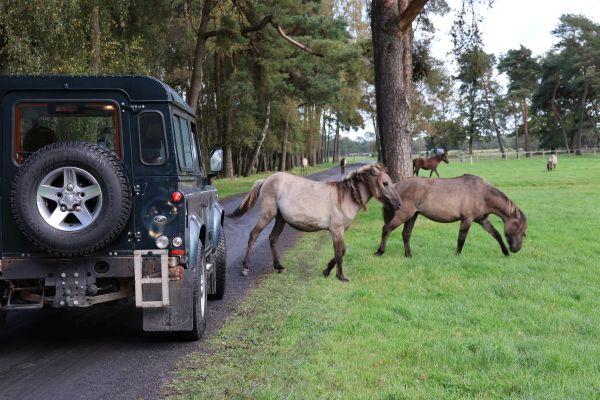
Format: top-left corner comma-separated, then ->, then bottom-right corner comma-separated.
171,249 -> 185,255
171,191 -> 183,203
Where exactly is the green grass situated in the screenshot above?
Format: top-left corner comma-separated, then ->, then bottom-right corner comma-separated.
214,157 -> 372,199
169,156 -> 600,399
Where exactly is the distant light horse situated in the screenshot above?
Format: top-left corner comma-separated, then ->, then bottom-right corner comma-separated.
413,153 -> 449,177
300,157 -> 309,176
547,154 -> 558,171
228,164 -> 401,282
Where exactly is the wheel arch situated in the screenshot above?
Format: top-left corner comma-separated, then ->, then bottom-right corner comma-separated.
187,214 -> 206,269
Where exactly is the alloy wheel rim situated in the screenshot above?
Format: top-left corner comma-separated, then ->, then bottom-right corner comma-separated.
36,166 -> 103,231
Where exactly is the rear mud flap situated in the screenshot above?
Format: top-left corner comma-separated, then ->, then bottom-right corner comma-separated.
142,280 -> 194,332
134,249 -> 195,332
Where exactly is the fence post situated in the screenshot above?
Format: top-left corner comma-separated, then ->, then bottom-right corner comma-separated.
470,155 -> 473,165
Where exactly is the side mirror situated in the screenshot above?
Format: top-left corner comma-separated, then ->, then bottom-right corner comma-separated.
209,148 -> 223,173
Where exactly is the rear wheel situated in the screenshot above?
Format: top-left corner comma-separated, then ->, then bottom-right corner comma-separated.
0,310 -> 6,335
11,142 -> 132,255
179,243 -> 207,341
208,229 -> 227,300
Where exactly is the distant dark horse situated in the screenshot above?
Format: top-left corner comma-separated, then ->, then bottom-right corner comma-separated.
340,157 -> 346,174
374,175 -> 527,258
413,153 -> 449,177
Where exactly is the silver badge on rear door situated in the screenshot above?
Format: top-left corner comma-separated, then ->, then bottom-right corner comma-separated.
153,215 -> 167,224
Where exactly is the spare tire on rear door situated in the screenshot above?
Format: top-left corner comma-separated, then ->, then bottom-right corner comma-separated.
11,142 -> 132,256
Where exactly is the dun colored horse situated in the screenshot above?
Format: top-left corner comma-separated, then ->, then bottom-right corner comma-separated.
374,175 -> 527,257
340,157 -> 346,174
300,157 -> 309,176
413,153 -> 449,177
228,164 -> 401,282
547,154 -> 558,171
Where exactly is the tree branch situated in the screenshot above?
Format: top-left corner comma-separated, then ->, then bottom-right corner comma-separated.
202,14 -> 323,58
399,0 -> 429,33
273,24 -> 324,57
241,14 -> 273,35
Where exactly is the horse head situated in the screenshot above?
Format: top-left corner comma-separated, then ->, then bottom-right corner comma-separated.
357,163 -> 401,211
504,208 -> 527,253
439,152 -> 449,164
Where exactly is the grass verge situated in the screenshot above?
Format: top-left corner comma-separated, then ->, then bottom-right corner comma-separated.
170,155 -> 600,399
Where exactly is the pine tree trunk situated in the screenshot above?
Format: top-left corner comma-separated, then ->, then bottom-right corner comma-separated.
551,75 -> 570,152
280,114 -> 289,171
522,98 -> 531,157
333,118 -> 340,162
372,113 -> 382,162
90,5 -> 101,73
514,113 -> 520,159
188,0 -> 214,110
371,0 -> 415,180
482,80 -> 505,157
244,102 -> 271,176
224,145 -> 234,178
575,79 -> 589,155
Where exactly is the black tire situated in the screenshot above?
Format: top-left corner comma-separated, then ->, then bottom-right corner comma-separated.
180,242 -> 208,341
0,311 -> 6,334
208,229 -> 227,300
11,142 -> 132,256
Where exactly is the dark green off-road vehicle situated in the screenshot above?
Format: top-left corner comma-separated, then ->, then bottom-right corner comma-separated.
0,76 -> 227,340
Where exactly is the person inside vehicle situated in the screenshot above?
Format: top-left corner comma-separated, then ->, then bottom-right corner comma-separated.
23,125 -> 58,153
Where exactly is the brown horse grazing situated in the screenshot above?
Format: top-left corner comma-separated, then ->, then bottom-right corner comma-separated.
340,157 -> 346,174
374,175 -> 527,257
413,153 -> 449,177
228,164 -> 401,282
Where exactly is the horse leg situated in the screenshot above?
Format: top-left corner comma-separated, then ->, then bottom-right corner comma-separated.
323,228 -> 348,282
269,213 -> 287,272
375,208 -> 414,256
429,169 -> 434,177
242,210 -> 276,276
456,219 -> 472,255
433,168 -> 440,178
402,213 -> 419,257
478,217 -> 509,256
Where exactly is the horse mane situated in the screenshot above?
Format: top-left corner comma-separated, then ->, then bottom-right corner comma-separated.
489,186 -> 526,227
332,163 -> 385,210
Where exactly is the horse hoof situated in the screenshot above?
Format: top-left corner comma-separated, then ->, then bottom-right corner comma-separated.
374,249 -> 384,256
322,269 -> 330,278
275,265 -> 286,273
241,268 -> 249,277
336,275 -> 349,283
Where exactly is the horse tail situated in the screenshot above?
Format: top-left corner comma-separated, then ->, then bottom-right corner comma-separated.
227,179 -> 265,219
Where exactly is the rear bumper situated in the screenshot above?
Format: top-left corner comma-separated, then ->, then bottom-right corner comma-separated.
1,255 -> 134,280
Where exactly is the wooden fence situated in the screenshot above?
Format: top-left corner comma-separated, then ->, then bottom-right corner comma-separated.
439,148 -> 600,164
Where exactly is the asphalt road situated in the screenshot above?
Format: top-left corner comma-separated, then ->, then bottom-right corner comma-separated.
0,163 -> 362,400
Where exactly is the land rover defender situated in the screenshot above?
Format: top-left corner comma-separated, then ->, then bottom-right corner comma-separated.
0,76 -> 227,340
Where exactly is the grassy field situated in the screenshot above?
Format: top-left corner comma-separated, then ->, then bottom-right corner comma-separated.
170,156 -> 600,399
213,157 -> 372,199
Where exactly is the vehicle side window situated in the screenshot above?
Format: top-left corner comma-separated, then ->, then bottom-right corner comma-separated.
173,115 -> 194,171
138,112 -> 166,165
190,122 -> 203,174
